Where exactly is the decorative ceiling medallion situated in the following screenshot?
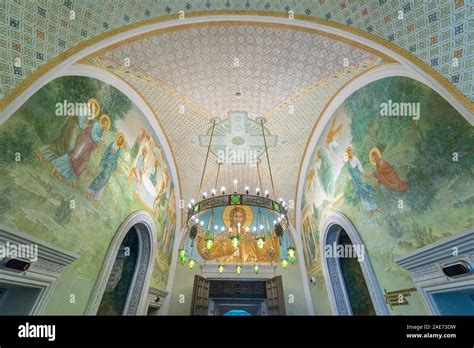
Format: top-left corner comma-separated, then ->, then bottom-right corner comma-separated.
199,112 -> 277,164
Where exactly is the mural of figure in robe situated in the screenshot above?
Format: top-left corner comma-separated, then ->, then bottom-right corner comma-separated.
325,118 -> 343,151
306,168 -> 316,192
315,147 -> 335,199
50,114 -> 111,189
37,99 -> 99,163
128,147 -> 147,189
147,160 -> 160,187
345,145 -> 379,217
160,201 -> 176,255
86,133 -> 125,207
367,147 -> 409,205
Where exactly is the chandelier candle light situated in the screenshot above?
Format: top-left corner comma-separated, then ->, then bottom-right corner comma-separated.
181,117 -> 296,271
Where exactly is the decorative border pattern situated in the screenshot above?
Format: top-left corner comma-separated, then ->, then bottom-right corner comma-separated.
1,10 -> 472,114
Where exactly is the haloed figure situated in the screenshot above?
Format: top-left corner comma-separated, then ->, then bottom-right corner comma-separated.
51,114 -> 111,189
148,160 -> 160,187
368,147 -> 409,204
37,98 -> 100,164
86,133 -> 125,207
345,145 -> 380,218
128,148 -> 147,189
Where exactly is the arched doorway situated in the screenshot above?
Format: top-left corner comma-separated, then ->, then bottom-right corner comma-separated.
337,228 -> 375,315
320,212 -> 388,315
86,211 -> 157,315
97,225 -> 140,315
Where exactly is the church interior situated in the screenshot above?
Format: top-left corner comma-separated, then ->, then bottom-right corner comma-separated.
0,0 -> 473,322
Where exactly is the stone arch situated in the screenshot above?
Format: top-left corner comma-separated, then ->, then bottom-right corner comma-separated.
85,211 -> 157,315
319,211 -> 388,315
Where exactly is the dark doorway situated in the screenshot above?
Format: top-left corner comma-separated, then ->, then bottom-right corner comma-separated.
190,276 -> 285,315
97,226 -> 139,315
338,229 -> 376,315
210,279 -> 266,316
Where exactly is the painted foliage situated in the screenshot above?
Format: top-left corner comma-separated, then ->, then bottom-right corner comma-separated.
0,76 -> 176,313
301,76 -> 474,314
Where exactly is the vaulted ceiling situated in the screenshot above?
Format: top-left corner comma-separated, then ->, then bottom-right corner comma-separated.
97,24 -> 375,120
83,23 -> 385,221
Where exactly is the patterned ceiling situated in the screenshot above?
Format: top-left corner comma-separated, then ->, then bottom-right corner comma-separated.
1,0 -> 472,112
85,23 -> 384,221
99,24 -> 375,120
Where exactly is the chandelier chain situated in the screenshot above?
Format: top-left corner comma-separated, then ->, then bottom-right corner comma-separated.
260,120 -> 276,199
214,162 -> 221,191
197,119 -> 217,197
256,161 -> 263,192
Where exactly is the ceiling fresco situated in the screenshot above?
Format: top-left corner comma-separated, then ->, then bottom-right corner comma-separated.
1,0 -> 472,112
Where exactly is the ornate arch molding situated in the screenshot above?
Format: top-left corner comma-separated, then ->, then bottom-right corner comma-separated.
85,211 -> 157,315
319,212 -> 388,315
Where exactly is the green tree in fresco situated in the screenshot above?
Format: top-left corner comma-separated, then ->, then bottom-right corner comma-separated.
24,77 -> 131,143
0,126 -> 34,165
344,77 -> 474,214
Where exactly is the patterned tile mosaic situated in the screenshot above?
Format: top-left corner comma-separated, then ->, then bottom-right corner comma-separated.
1,0 -> 472,105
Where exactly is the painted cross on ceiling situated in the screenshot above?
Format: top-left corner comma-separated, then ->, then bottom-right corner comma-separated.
199,112 -> 278,164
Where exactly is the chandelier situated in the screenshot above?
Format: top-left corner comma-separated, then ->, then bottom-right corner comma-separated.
178,116 -> 296,274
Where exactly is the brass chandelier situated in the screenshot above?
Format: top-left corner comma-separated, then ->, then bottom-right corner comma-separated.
178,117 -> 296,274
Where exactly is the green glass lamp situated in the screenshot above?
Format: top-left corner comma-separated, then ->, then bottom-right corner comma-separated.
287,247 -> 296,264
178,249 -> 187,265
189,259 -> 196,269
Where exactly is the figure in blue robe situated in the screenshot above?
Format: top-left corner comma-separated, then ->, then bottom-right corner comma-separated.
86,135 -> 123,204
346,147 -> 379,217
148,160 -> 159,187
